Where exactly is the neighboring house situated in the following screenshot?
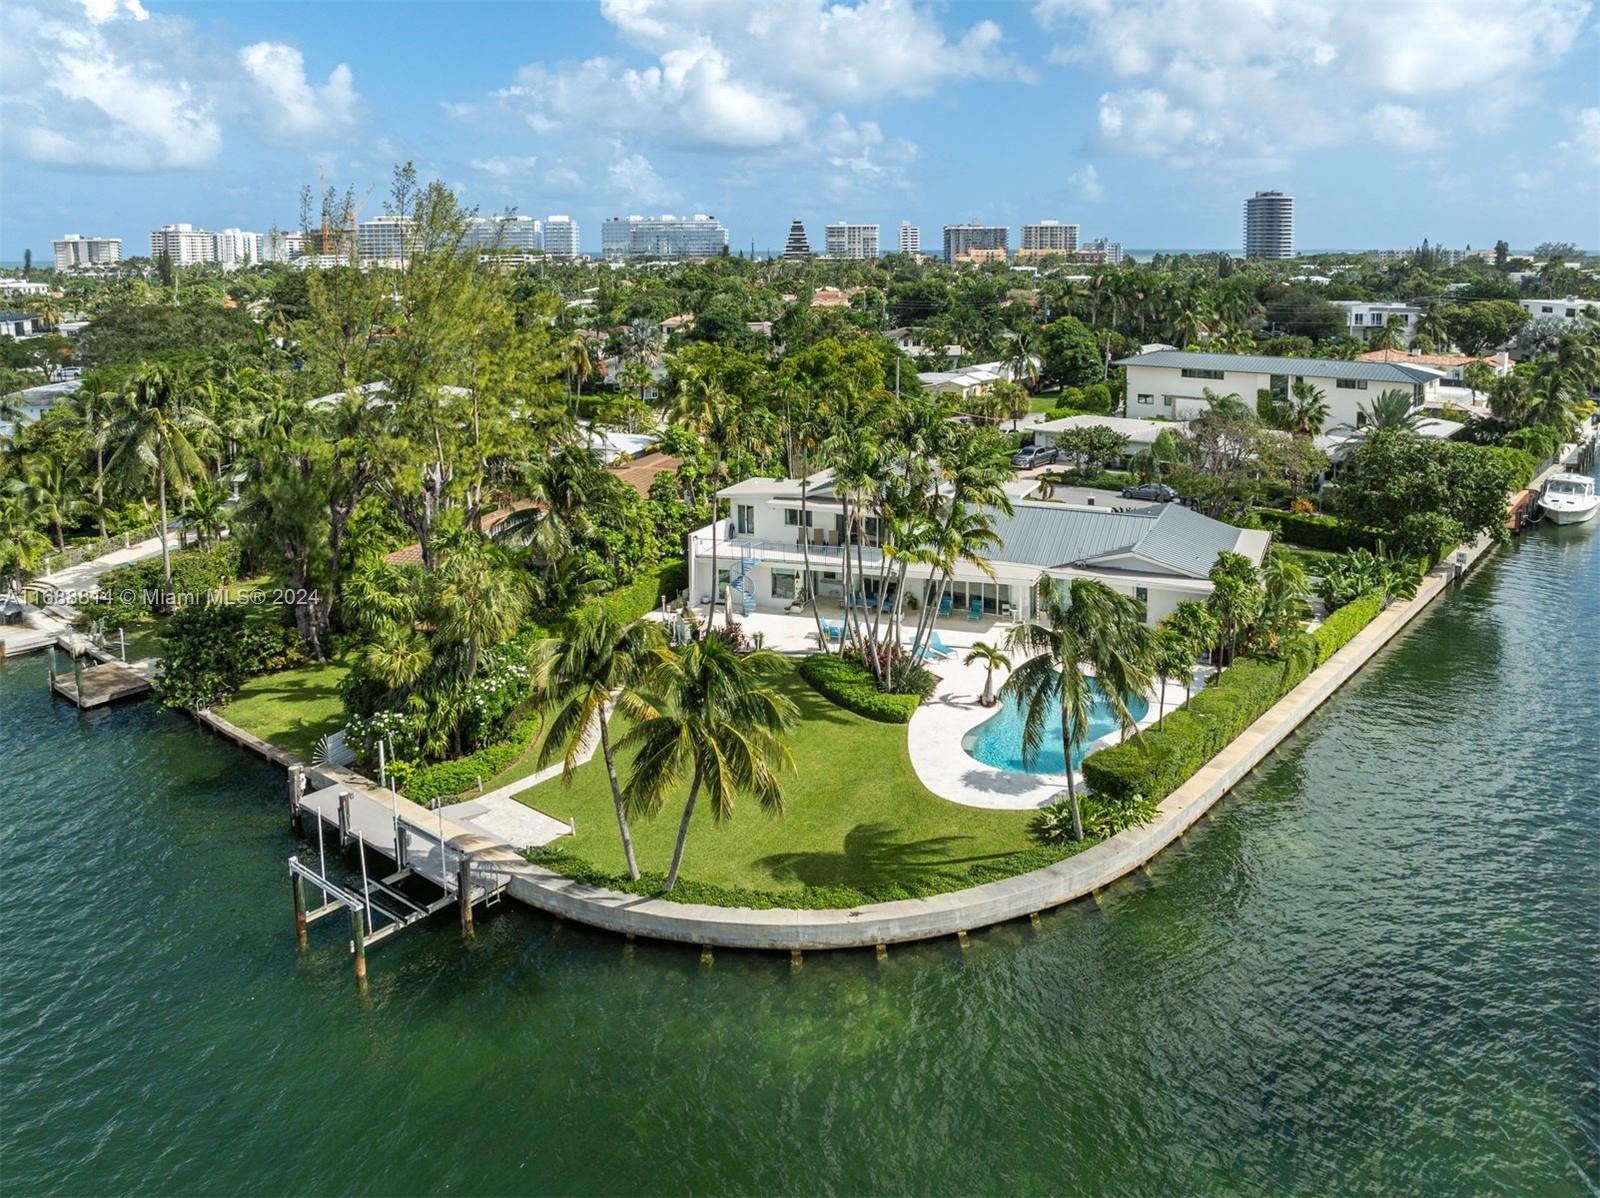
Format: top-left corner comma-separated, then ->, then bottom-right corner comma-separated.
918,358 -> 1039,402
0,311 -> 39,338
1356,348 -> 1510,383
0,279 -> 51,297
1517,296 -> 1600,326
659,313 -> 695,334
1033,414 -> 1190,459
1331,301 -> 1424,343
1115,350 -> 1441,429
690,469 -> 1269,626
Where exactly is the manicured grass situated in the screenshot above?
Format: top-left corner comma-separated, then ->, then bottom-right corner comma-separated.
219,656 -> 351,761
516,661 -> 1042,893
1276,545 -> 1340,577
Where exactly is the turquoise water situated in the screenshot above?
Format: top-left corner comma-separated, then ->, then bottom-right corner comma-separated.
2,491 -> 1597,1194
964,678 -> 1150,772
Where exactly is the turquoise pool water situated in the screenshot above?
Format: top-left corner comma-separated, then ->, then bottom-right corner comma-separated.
963,678 -> 1149,773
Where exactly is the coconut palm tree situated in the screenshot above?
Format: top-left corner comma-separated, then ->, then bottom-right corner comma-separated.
1002,579 -> 1152,841
562,334 -> 596,402
106,362 -> 214,601
1163,601 -> 1218,688
10,456 -> 78,551
1351,388 -> 1427,433
534,610 -> 665,880
1287,380 -> 1331,437
964,641 -> 1010,707
621,637 -> 799,893
1151,625 -> 1195,728
435,541 -> 529,681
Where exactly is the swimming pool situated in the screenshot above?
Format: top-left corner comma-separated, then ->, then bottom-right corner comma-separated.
962,679 -> 1149,774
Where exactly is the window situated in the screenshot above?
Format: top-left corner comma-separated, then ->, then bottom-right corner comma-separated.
1541,306 -> 1554,314
736,504 -> 755,535
1355,410 -> 1368,429
771,570 -> 796,600
782,508 -> 813,528
1134,586 -> 1149,620
1567,308 -> 1577,318
1336,378 -> 1368,390
1181,367 -> 1225,380
1162,395 -> 1174,407
1137,393 -> 1155,405
1353,312 -> 1364,325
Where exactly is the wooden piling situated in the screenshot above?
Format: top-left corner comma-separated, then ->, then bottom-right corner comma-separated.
700,944 -> 713,967
458,855 -> 475,940
875,942 -> 887,962
292,875 -> 308,951
1029,911 -> 1042,931
956,929 -> 970,949
72,654 -> 85,705
289,767 -> 304,833
790,949 -> 803,970
350,907 -> 368,991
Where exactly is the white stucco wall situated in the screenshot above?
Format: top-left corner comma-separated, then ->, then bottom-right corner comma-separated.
1122,363 -> 1436,428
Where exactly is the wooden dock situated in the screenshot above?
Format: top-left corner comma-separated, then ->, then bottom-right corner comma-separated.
50,659 -> 154,708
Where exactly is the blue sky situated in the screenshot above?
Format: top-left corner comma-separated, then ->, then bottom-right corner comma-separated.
2,0 -> 1598,261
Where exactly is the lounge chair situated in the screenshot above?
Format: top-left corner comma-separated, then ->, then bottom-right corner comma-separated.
967,596 -> 983,621
928,631 -> 955,658
938,593 -> 953,618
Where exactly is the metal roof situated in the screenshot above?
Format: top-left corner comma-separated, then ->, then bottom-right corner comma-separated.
1113,350 -> 1440,385
987,500 -> 1257,579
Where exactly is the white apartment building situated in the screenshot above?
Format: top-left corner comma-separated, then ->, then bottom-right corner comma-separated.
1082,236 -> 1124,265
53,234 -> 121,270
260,230 -> 305,263
357,216 -> 413,266
690,469 -> 1268,626
149,224 -> 217,265
1244,191 -> 1294,259
1331,300 -> 1424,343
600,214 -> 728,261
1519,297 -> 1600,326
897,221 -> 920,256
943,220 -> 1008,263
214,228 -> 264,270
544,215 -> 580,258
468,214 -> 542,252
1115,350 -> 1441,429
1,277 -> 52,296
825,222 -> 879,259
1019,220 -> 1079,258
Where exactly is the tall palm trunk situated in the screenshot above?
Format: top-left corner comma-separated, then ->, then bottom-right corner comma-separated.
94,442 -> 107,539
664,763 -> 702,893
598,707 -> 640,880
1061,697 -> 1084,841
703,459 -> 722,632
156,458 -> 173,608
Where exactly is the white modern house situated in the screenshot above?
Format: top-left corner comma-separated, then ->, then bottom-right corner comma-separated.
689,470 -> 1269,628
1518,296 -> 1599,326
918,358 -> 1038,402
1115,350 -> 1442,429
1032,414 -> 1189,457
1331,300 -> 1423,343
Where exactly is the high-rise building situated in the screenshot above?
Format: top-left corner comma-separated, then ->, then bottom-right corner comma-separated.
467,214 -> 542,252
600,215 -> 728,261
1019,220 -> 1079,259
261,230 -> 305,263
782,218 -> 813,260
544,215 -> 580,258
213,228 -> 263,270
357,216 -> 413,265
53,234 -> 121,270
824,222 -> 878,259
1082,236 -> 1124,265
149,224 -> 218,265
943,220 -> 1008,263
1244,191 -> 1295,259
897,221 -> 920,256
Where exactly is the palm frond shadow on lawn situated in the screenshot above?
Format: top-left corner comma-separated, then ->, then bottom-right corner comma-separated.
754,820 -> 1012,889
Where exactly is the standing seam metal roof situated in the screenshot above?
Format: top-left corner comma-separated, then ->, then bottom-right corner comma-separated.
987,501 -> 1250,578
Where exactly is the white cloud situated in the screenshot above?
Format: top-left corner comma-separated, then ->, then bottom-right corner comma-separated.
238,42 -> 358,139
1036,0 -> 1591,165
1559,106 -> 1600,168
470,155 -> 540,178
0,0 -> 358,172
608,151 -> 677,204
1069,163 -> 1105,202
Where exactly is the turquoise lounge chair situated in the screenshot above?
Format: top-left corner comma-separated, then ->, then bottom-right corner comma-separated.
938,593 -> 953,618
928,631 -> 955,658
967,596 -> 983,621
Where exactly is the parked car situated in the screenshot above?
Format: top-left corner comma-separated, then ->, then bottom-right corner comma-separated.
1121,481 -> 1180,503
1012,445 -> 1057,469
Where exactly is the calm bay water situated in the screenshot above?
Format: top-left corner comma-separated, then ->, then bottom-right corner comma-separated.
3,497 -> 1597,1195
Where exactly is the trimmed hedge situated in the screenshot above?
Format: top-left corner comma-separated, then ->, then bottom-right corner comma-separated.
1313,589 -> 1384,665
797,654 -> 920,723
588,558 -> 687,626
1083,590 -> 1388,804
403,716 -> 540,802
1256,509 -> 1377,553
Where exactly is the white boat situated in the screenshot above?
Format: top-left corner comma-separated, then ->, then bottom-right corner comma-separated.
1538,473 -> 1600,525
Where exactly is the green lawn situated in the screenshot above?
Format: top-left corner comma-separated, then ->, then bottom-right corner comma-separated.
219,657 -> 351,761
1276,545 -> 1340,577
516,661 -> 1042,894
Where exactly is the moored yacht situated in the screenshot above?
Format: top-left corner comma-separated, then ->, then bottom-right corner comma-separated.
1538,473 -> 1600,525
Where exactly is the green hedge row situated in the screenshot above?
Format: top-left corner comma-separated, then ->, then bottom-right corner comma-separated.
1082,590 -> 1388,803
1256,510 -> 1377,553
796,654 -> 920,723
403,716 -> 540,802
586,558 -> 687,626
1313,590 -> 1385,666
526,838 -> 1103,909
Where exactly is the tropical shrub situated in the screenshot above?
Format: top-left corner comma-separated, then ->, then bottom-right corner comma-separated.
154,601 -> 304,711
1316,549 -> 1424,611
797,654 -> 921,722
1255,509 -> 1377,553
586,558 -> 687,627
401,716 -> 541,802
1034,792 -> 1158,842
91,542 -> 243,618
1312,590 -> 1384,665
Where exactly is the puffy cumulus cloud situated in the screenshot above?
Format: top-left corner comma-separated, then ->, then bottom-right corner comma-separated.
469,154 -> 541,178
238,43 -> 358,140
608,151 -> 677,204
471,0 -> 1024,153
1036,0 -> 1591,164
1069,163 -> 1105,202
811,114 -> 919,192
0,0 -> 359,173
1560,107 -> 1600,168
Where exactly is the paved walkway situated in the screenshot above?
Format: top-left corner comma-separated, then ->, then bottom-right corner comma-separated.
439,795 -> 572,851
33,534 -> 168,604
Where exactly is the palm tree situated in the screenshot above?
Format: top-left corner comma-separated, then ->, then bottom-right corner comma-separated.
1002,579 -> 1152,841
1003,323 -> 1040,394
1353,388 -> 1427,433
106,363 -> 214,601
1461,361 -> 1496,408
1287,380 -> 1331,437
183,482 -> 229,546
562,334 -> 596,402
435,542 -> 529,680
1151,625 -> 1194,727
621,637 -> 798,893
1163,601 -> 1217,690
11,456 -> 77,550
533,609 -> 665,880
964,641 -> 1010,707
671,359 -> 739,628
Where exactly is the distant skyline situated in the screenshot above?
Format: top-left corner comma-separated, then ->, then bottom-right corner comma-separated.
2,0 -> 1598,261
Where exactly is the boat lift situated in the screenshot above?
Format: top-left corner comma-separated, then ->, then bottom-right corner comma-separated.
286,766 -> 509,988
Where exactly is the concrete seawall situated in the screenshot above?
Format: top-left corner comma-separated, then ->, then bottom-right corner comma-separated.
194,538 -> 1490,952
